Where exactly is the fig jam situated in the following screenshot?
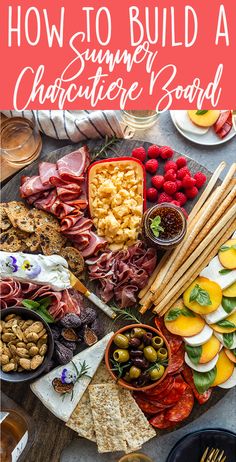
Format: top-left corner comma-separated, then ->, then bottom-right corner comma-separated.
142,203 -> 187,250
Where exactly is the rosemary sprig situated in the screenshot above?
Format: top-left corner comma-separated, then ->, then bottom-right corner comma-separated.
146,359 -> 168,373
91,135 -> 120,161
111,305 -> 142,324
110,359 -> 132,379
72,360 -> 91,383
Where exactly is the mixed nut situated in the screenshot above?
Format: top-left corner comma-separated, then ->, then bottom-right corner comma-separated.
109,326 -> 169,388
0,314 -> 48,372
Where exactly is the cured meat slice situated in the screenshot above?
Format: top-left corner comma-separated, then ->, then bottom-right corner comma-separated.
149,412 -> 175,429
214,111 -> 231,133
57,146 -> 90,182
182,365 -> 212,404
39,162 -> 60,186
214,111 -> 232,139
142,376 -> 174,398
20,175 -> 53,198
81,231 -> 107,257
56,184 -> 82,202
167,345 -> 184,374
33,189 -> 58,211
157,376 -> 187,405
134,396 -> 170,414
164,386 -> 194,422
50,199 -> 75,218
60,211 -> 84,231
155,317 -> 183,354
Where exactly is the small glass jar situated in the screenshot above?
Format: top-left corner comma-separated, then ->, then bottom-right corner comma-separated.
118,453 -> 154,462
142,203 -> 187,250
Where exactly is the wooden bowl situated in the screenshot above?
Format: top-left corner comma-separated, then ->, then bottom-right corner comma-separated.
105,323 -> 171,391
0,307 -> 54,383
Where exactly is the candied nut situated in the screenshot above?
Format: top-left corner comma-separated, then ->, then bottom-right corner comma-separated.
4,314 -> 16,321
10,358 -> 18,371
24,322 -> 44,335
8,344 -> 17,355
3,345 -> 12,358
37,328 -> 47,339
19,320 -> 25,328
37,335 -> 48,348
2,333 -> 16,342
16,342 -> 27,348
16,348 -> 29,358
12,326 -> 23,341
22,320 -> 34,331
2,363 -> 15,372
31,355 -> 43,370
0,321 -> 5,333
29,346 -> 39,357
26,332 -> 39,342
19,358 -> 31,370
26,342 -> 35,350
4,319 -> 15,328
0,354 -> 10,365
39,344 -> 47,356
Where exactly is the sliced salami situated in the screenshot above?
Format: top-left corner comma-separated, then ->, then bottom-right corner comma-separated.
158,376 -> 187,405
149,413 -> 175,429
182,365 -> 212,404
167,345 -> 184,374
143,375 -> 174,398
155,316 -> 183,354
134,397 -> 170,415
165,386 -> 194,422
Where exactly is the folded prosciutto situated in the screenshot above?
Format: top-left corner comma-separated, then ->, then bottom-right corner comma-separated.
86,241 -> 157,308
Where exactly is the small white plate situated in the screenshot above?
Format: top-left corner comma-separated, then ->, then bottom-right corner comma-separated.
170,110 -> 236,146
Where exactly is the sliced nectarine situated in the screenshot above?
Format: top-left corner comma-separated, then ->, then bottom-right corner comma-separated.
224,348 -> 236,364
210,311 -> 236,334
183,277 -> 222,315
218,239 -> 236,270
212,350 -> 234,386
188,110 -> 220,127
164,302 -> 205,337
199,336 -> 221,364
223,282 -> 236,298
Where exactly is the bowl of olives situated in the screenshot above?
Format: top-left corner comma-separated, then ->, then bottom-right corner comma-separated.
105,324 -> 171,391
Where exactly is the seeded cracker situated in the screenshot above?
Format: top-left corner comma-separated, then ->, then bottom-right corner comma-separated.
5,201 -> 35,232
61,247 -> 84,275
0,204 -> 11,231
0,228 -> 23,252
89,383 -> 127,453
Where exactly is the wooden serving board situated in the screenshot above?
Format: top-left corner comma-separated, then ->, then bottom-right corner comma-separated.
1,139 -> 227,462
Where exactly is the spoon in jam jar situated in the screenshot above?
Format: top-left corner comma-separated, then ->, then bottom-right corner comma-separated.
142,203 -> 187,250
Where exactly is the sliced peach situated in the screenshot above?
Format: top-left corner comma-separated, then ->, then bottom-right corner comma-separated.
210,311 -> 236,334
218,239 -> 236,270
223,282 -> 236,298
199,336 -> 221,364
224,348 -> 236,364
188,110 -> 220,127
212,350 -> 234,386
183,277 -> 222,315
164,302 -> 205,337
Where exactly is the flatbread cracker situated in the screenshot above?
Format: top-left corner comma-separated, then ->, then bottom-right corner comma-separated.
5,201 -> 35,232
33,209 -> 60,232
0,204 -> 11,231
61,247 -> 84,275
0,228 -> 23,252
38,229 -> 66,255
89,383 -> 127,453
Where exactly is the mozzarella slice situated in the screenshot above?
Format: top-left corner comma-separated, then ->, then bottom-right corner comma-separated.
204,306 -> 236,324
218,368 -> 236,389
201,256 -> 236,290
30,332 -> 113,422
185,352 -> 219,372
184,325 -> 213,346
174,110 -> 209,135
214,332 -> 236,349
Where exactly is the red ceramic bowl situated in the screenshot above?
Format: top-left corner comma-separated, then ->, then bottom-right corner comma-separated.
105,323 -> 171,391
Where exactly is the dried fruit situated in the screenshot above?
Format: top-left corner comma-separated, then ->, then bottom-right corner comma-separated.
52,378 -> 74,394
90,318 -> 102,337
61,328 -> 78,342
60,313 -> 82,329
50,325 -> 61,341
54,341 -> 73,365
83,327 -> 98,346
80,307 -> 97,325
60,340 -> 77,351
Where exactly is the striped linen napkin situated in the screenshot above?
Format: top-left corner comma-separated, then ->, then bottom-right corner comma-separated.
2,110 -> 133,141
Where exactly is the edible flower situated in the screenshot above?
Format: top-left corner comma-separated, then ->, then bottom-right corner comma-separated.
21,260 -> 41,278
1,255 -> 18,273
52,360 -> 91,401
61,368 -> 77,385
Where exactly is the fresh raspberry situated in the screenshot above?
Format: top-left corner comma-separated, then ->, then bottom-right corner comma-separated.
177,167 -> 190,180
171,200 -> 181,207
158,192 -> 173,204
194,172 -> 207,188
175,192 -> 187,206
176,157 -> 187,169
164,169 -> 177,182
181,207 -> 189,219
163,181 -> 177,195
131,146 -> 146,163
182,175 -> 197,189
147,187 -> 158,202
185,186 -> 199,199
164,160 -> 177,172
147,145 -> 161,159
176,180 -> 183,191
151,175 -> 164,190
145,159 -> 159,174
160,146 -> 174,160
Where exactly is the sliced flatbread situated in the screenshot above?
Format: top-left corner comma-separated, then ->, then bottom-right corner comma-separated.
5,201 -> 35,232
38,229 -> 66,255
0,203 -> 12,231
61,247 -> 84,275
0,228 -> 24,252
118,388 -> 156,452
89,383 -> 127,453
33,209 -> 60,233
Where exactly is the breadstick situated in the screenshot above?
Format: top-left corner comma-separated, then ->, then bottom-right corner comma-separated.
152,163 -> 236,299
153,201 -> 236,305
138,251 -> 171,300
153,216 -> 236,315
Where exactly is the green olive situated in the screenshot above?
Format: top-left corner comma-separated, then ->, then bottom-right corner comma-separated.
124,332 -> 131,341
143,346 -> 157,362
113,349 -> 130,363
138,342 -> 144,351
114,334 -> 129,349
131,328 -> 146,338
157,348 -> 168,360
152,336 -> 164,349
129,366 -> 141,379
124,372 -> 132,382
149,365 -> 165,381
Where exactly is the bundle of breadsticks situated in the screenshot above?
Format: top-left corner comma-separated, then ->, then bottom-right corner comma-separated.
139,162 -> 236,316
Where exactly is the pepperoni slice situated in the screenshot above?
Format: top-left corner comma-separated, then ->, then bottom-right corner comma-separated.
165,386 -> 194,422
142,375 -> 175,397
182,365 -> 212,404
135,397 -> 169,414
167,345 -> 184,375
149,412 -> 176,429
158,376 -> 187,405
154,316 -> 183,354
150,377 -> 175,400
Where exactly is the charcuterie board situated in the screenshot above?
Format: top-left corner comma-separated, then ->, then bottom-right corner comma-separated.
1,138 -> 231,462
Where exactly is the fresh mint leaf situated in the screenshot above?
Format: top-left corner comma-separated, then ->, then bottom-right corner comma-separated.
223,333 -> 234,349
193,367 -> 217,394
182,307 -> 196,317
185,345 -> 202,365
22,299 -> 40,309
149,216 -> 164,238
222,297 -> 236,314
165,308 -> 182,321
219,269 -> 232,275
219,245 -> 230,252
216,319 -> 236,328
189,285 -> 199,302
36,296 -> 52,309
189,284 -> 212,306
196,110 -> 208,115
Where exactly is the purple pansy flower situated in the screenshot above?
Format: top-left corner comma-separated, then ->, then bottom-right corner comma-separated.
1,255 -> 18,273
61,368 -> 77,385
21,260 -> 41,279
